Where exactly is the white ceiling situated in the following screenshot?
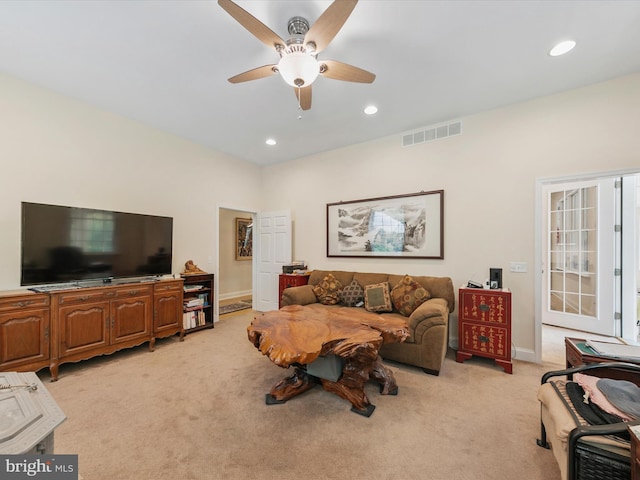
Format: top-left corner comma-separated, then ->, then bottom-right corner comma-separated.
1,0 -> 640,166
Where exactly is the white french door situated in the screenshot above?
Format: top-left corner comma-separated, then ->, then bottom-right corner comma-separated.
253,210 -> 291,312
541,178 -> 618,336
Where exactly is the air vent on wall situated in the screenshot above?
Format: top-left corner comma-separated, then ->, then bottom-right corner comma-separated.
402,121 -> 462,147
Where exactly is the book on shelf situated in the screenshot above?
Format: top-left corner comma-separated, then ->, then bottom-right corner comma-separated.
182,310 -> 207,329
183,285 -> 204,292
586,340 -> 640,362
183,311 -> 193,329
185,298 -> 204,308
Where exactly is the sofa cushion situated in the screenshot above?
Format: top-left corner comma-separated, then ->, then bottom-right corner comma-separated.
340,280 -> 364,307
390,275 -> 431,317
312,273 -> 342,305
364,282 -> 392,312
309,270 -> 354,289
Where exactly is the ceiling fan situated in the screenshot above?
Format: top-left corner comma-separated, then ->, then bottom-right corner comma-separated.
218,0 -> 376,110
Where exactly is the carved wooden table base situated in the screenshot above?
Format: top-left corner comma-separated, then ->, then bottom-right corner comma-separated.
248,305 -> 408,416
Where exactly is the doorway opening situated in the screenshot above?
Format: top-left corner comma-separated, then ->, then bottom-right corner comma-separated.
536,170 -> 640,364
218,207 -> 255,317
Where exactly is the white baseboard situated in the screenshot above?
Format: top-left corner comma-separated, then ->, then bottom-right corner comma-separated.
448,337 -> 537,364
218,289 -> 252,301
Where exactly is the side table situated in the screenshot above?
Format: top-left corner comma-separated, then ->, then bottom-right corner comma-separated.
565,337 -> 640,385
0,371 -> 66,454
456,287 -> 512,373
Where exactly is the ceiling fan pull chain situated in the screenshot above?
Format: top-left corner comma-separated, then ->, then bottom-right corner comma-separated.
297,86 -> 303,120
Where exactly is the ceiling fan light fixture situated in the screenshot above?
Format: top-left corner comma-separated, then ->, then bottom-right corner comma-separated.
277,52 -> 319,87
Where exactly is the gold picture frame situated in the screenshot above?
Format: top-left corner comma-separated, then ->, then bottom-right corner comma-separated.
235,218 -> 253,260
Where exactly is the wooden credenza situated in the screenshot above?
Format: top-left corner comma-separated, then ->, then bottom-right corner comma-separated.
0,290 -> 51,374
0,278 -> 184,381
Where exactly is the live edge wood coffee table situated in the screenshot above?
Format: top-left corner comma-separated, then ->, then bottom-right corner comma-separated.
247,305 -> 409,417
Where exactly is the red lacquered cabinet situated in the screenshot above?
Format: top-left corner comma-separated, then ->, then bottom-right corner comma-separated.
456,287 -> 512,374
278,274 -> 310,308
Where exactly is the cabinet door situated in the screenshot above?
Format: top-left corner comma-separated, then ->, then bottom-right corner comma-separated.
111,296 -> 151,344
459,322 -> 509,360
58,301 -> 110,357
154,291 -> 182,334
0,309 -> 50,369
459,290 -> 510,325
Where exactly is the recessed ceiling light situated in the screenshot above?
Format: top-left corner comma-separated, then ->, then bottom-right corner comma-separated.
364,105 -> 378,115
549,40 -> 576,57
265,138 -> 277,146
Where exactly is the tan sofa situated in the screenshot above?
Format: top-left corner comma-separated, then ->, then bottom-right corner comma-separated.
280,270 -> 455,375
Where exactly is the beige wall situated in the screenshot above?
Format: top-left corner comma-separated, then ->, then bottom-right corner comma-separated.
0,73 -> 262,291
218,208 -> 252,299
261,73 -> 640,358
2,71 -> 639,359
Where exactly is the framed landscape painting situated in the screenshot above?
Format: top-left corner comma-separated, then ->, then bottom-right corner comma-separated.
326,190 -> 444,259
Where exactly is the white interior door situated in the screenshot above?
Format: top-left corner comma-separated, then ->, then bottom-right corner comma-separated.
541,178 -> 617,335
253,210 -> 291,312
621,175 -> 639,341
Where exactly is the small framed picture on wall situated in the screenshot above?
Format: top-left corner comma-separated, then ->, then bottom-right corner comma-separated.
235,218 -> 253,260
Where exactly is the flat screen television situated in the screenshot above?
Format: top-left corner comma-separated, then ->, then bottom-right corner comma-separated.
21,202 -> 173,286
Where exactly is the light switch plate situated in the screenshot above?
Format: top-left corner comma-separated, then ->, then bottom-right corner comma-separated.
510,262 -> 527,273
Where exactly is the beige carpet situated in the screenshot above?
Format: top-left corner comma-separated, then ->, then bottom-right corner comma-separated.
40,311 -> 564,480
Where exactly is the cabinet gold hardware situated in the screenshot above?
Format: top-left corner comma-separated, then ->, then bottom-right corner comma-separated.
13,300 -> 33,308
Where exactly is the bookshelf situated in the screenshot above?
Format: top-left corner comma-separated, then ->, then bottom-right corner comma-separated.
181,273 -> 214,332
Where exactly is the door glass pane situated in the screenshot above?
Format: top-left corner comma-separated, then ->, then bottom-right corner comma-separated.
566,273 -> 580,293
550,271 -> 564,291
582,275 -> 596,295
547,186 -> 598,318
565,293 -> 580,314
582,295 -> 596,316
584,251 -> 597,274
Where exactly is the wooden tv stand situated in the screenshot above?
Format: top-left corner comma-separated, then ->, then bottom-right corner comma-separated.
0,278 -> 184,381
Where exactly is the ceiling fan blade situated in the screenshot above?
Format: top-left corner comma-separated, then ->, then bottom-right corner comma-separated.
319,60 -> 376,83
218,0 -> 285,50
304,0 -> 358,54
228,65 -> 278,84
294,86 -> 312,110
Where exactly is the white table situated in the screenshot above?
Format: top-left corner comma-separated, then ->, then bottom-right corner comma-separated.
0,371 -> 66,454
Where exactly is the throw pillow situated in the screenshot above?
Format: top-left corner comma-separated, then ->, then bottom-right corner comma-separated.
391,275 -> 430,317
312,274 -> 342,305
340,279 -> 364,307
364,282 -> 392,312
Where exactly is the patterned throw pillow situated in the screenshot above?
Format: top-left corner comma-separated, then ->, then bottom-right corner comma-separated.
364,282 -> 392,312
391,275 -> 430,317
340,279 -> 364,307
312,274 -> 342,305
